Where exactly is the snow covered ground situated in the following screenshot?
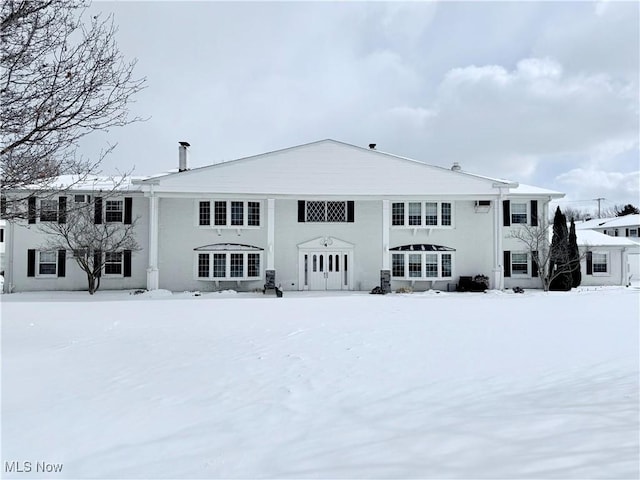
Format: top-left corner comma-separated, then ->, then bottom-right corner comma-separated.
2,287 -> 639,479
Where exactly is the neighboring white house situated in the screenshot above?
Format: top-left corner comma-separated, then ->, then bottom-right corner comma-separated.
575,214 -> 640,239
575,222 -> 640,286
3,139 -> 568,293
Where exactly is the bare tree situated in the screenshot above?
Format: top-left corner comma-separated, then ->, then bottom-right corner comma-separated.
508,221 -> 587,292
555,206 -> 591,222
1,0 -> 146,219
39,192 -> 140,294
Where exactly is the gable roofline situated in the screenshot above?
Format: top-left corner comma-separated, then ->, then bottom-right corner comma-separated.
137,138 -> 518,189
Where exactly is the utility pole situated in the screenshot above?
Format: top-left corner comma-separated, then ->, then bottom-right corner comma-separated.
594,198 -> 605,218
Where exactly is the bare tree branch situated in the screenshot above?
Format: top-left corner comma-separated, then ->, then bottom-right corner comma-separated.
1,0 -> 146,218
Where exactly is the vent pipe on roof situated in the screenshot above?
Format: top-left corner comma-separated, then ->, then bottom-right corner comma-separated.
178,141 -> 190,172
451,162 -> 461,171
369,143 -> 376,150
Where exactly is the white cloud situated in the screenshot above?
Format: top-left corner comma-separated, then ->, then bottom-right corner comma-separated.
409,56 -> 639,180
555,169 -> 640,205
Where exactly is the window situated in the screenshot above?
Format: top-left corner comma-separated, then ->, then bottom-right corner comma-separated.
198,254 -> 210,278
511,253 -> 528,275
38,251 -> 57,275
198,200 -> 260,228
299,201 -> 354,223
407,203 -> 420,226
196,250 -> 262,280
213,254 -> 226,278
231,202 -> 244,226
441,203 -> 452,226
425,254 -> 438,277
511,203 -> 527,224
199,202 -> 211,226
408,254 -> 422,277
105,200 -> 123,223
248,202 -> 260,226
327,201 -> 346,222
390,249 -> 455,280
392,254 -> 405,277
629,229 -> 639,237
214,201 -> 227,226
306,201 -> 346,222
74,194 -> 90,203
104,252 -> 123,275
425,202 -> 438,226
248,253 -> 260,277
40,200 -> 58,222
230,253 -> 243,277
392,203 -> 404,226
593,253 -> 608,273
391,201 -> 454,228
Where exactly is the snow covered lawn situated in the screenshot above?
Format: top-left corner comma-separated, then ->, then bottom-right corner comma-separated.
2,288 -> 638,479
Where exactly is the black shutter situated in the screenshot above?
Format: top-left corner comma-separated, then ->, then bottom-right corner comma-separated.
124,197 -> 132,224
347,201 -> 354,223
58,196 -> 67,224
586,251 -> 593,275
298,201 -> 305,222
28,197 -> 36,224
93,250 -> 102,277
532,250 -> 539,277
626,228 -> 629,237
503,251 -> 511,277
57,250 -> 66,277
27,249 -> 36,277
123,249 -> 132,277
530,200 -> 538,227
503,200 -> 510,227
94,197 -> 103,224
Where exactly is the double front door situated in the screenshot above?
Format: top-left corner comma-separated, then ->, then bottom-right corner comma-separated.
307,251 -> 348,290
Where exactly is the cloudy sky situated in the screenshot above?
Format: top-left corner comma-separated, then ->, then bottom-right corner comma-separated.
84,1 -> 639,213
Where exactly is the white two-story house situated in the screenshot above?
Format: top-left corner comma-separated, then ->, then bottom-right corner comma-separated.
2,139 -> 565,293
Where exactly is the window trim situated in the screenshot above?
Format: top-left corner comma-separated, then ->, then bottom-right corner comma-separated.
103,251 -> 124,277
390,201 -> 454,229
510,252 -> 530,276
305,200 -> 347,223
591,251 -> 610,276
104,199 -> 124,223
390,251 -> 455,280
39,199 -> 58,222
37,251 -> 58,277
510,202 -> 528,225
197,200 -> 261,229
194,251 -> 263,281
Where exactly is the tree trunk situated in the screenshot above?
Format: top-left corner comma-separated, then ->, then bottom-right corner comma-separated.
87,274 -> 96,295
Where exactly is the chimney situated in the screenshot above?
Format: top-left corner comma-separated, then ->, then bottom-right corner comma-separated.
178,141 -> 190,172
369,143 -> 376,150
451,162 -> 461,171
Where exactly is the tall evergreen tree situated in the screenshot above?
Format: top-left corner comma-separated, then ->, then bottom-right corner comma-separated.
568,218 -> 581,288
549,207 -> 572,291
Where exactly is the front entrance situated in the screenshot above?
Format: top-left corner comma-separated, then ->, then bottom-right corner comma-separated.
307,252 -> 348,290
298,237 -> 354,291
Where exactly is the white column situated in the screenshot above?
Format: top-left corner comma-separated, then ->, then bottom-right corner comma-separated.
382,200 -> 390,269
267,198 -> 275,270
146,193 -> 159,290
492,194 -> 504,290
